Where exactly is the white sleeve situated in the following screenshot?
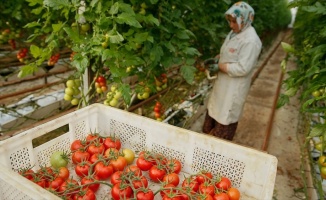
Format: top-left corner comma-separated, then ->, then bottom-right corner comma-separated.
226,41 -> 261,77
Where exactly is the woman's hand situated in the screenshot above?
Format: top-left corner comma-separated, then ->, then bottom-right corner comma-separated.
218,63 -> 228,73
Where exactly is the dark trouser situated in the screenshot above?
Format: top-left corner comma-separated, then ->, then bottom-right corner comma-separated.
202,111 -> 238,141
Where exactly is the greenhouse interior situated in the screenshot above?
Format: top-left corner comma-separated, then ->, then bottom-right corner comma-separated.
0,0 -> 326,200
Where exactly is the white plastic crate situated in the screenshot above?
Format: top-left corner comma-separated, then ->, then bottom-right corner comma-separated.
0,103 -> 277,200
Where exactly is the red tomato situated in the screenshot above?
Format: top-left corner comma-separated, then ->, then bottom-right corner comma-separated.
58,178 -> 79,193
71,139 -> 85,151
104,148 -> 120,158
132,176 -> 148,189
81,175 -> 100,193
197,194 -> 214,200
56,166 -> 69,180
38,166 -> 54,178
75,161 -> 92,178
72,150 -> 90,164
96,76 -> 106,83
111,182 -> 133,200
155,101 -> 162,108
199,182 -> 215,196
214,193 -> 230,200
48,177 -> 64,191
86,133 -> 101,144
196,171 -> 213,184
136,189 -> 154,200
163,196 -> 182,200
160,183 -> 177,198
163,173 -> 180,186
136,156 -> 154,171
149,165 -> 166,182
73,188 -> 96,200
110,171 -> 124,185
215,177 -> 232,191
109,156 -> 127,172
103,137 -> 121,150
87,142 -> 105,155
166,159 -> 182,174
89,153 -> 101,164
154,106 -> 161,113
126,165 -> 142,176
19,168 -> 34,180
182,176 -> 199,193
94,161 -> 114,180
32,176 -> 48,188
227,188 -> 240,200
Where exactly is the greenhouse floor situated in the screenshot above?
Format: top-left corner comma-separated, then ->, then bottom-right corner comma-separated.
190,29 -> 314,200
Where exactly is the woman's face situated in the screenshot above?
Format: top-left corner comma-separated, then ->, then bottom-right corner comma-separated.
227,15 -> 242,33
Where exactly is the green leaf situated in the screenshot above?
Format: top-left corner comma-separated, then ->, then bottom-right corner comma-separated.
284,87 -> 297,97
176,30 -> 190,40
115,13 -> 142,28
183,47 -> 200,56
63,27 -> 81,43
109,2 -> 119,15
52,23 -> 63,33
180,65 -> 196,84
277,94 -> 289,108
18,64 -> 39,78
309,124 -> 326,138
143,14 -> 160,26
43,0 -> 70,10
281,42 -> 295,53
30,45 -> 42,58
120,84 -> 132,105
72,55 -> 89,74
303,2 -> 326,15
109,30 -> 124,43
150,45 -> 163,62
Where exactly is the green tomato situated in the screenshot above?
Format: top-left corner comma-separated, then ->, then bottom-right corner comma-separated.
65,88 -> 74,96
66,80 -> 75,88
109,98 -> 118,107
312,90 -> 321,98
64,94 -> 72,101
50,151 -> 68,169
71,98 -> 79,105
81,23 -> 90,32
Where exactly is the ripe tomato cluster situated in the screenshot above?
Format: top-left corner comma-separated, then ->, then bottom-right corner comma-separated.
64,79 -> 81,106
48,53 -> 60,66
95,75 -> 107,94
17,133 -> 241,200
153,101 -> 165,121
104,85 -> 122,107
16,48 -> 28,63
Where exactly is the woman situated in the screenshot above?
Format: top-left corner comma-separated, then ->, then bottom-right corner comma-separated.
202,2 -> 262,140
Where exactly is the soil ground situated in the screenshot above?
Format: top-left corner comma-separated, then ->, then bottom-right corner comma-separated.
189,29 -> 312,200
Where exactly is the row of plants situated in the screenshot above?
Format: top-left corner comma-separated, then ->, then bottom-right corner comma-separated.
0,0 -> 291,109
278,0 -> 326,198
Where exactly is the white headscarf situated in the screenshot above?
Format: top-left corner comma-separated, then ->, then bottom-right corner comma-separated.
225,1 -> 255,32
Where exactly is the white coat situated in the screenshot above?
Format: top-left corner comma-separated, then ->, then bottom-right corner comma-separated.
207,26 -> 262,125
